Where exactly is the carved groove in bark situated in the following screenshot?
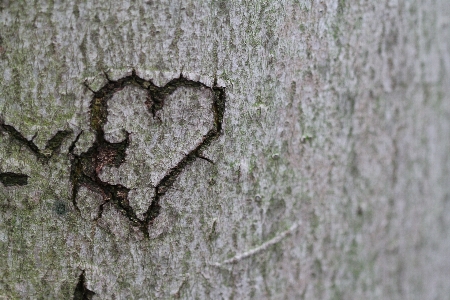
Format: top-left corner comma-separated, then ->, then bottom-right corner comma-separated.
0,172 -> 29,186
70,70 -> 226,238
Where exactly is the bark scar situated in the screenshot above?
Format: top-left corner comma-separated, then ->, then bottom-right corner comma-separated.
0,120 -> 72,162
69,71 -> 226,238
210,222 -> 300,268
0,172 -> 29,186
0,120 -> 72,187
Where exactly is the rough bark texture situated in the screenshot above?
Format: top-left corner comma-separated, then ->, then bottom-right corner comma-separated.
0,0 -> 449,299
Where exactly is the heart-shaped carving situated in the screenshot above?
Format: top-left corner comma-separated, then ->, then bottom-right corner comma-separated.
70,71 -> 225,237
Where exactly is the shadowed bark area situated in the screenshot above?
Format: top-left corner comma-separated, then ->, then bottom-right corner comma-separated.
73,271 -> 95,300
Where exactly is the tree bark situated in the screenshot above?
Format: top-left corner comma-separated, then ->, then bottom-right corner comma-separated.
0,0 -> 449,299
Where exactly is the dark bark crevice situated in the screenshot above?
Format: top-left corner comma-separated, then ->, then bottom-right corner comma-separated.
0,121 -> 71,163
0,172 -> 28,186
73,270 -> 95,300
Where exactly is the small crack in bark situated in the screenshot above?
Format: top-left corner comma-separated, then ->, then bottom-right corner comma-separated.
0,122 -> 72,187
196,154 -> 215,164
0,121 -> 72,163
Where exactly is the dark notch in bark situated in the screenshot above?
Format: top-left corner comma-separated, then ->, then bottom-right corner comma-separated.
0,124 -> 71,189
73,270 -> 95,300
0,121 -> 72,163
70,71 -> 226,238
0,172 -> 29,186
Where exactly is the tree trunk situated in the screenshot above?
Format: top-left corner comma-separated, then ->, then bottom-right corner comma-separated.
0,0 -> 449,299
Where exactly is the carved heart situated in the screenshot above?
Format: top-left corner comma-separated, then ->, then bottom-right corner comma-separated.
70,72 -> 225,237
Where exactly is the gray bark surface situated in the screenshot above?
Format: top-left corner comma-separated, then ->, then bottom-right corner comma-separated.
0,0 -> 449,299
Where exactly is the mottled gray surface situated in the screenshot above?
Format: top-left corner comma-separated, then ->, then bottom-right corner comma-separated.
0,0 -> 449,299
100,85 -> 214,217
